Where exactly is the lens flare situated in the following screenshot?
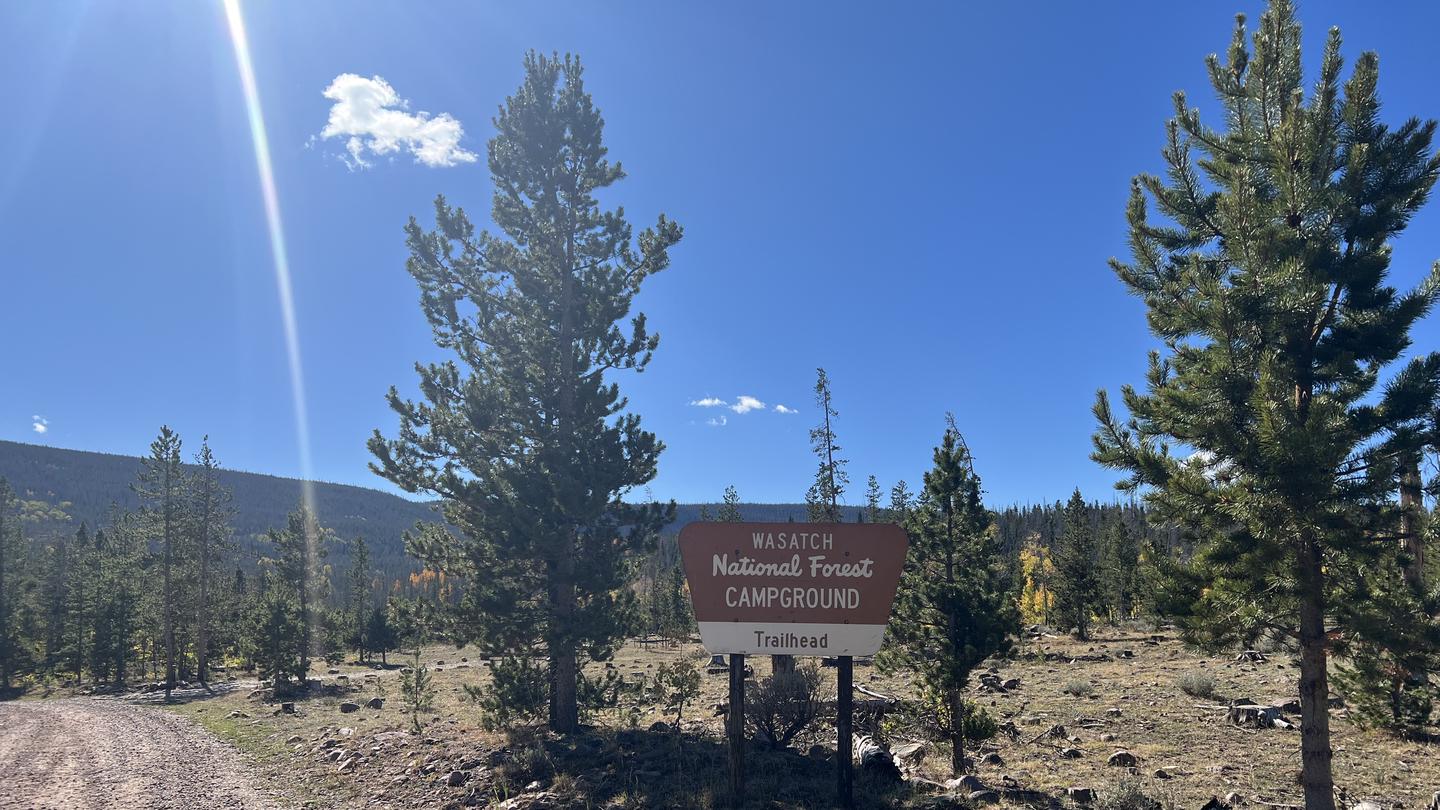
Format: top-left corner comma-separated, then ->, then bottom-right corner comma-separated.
221,0 -> 318,524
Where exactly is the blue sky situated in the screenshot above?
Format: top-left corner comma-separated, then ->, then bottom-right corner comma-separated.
3,1 -> 1439,508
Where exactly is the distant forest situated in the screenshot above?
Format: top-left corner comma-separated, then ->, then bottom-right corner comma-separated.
0,439 -> 1172,583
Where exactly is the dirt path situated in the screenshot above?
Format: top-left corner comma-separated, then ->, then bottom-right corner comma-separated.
0,697 -> 280,810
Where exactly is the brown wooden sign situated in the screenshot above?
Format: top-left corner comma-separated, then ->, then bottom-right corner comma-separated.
677,522 -> 908,656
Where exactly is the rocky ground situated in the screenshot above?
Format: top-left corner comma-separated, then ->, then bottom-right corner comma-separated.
7,628 -> 1440,809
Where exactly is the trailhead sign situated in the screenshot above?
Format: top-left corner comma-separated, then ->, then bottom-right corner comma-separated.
678,522 -> 908,656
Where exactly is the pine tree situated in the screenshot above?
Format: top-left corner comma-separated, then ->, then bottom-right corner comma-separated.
369,52 -> 682,733
1052,490 -> 1100,640
879,421 -> 1016,776
133,427 -> 184,699
1098,517 -> 1141,622
1091,3 -> 1440,803
189,438 -> 231,686
889,480 -> 912,522
717,485 -> 743,523
345,537 -> 373,661
0,478 -> 18,690
267,504 -> 328,686
805,367 -> 848,522
864,475 -> 883,524
366,603 -> 398,666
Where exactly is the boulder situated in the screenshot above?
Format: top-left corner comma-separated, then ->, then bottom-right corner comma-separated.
1224,792 -> 1245,806
1001,677 -> 1021,690
280,702 -> 296,714
1066,787 -> 1096,804
1107,750 -> 1138,767
339,702 -> 361,714
1151,768 -> 1171,779
892,741 -> 928,765
336,756 -> 357,773
445,770 -> 467,787
285,734 -> 303,745
979,752 -> 1003,767
365,697 -> 384,709
944,774 -> 986,793
1059,747 -> 1082,759
968,790 -> 1000,804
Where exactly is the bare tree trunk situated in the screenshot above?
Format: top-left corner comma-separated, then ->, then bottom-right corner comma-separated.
950,691 -> 966,775
549,551 -> 579,732
1297,541 -> 1336,810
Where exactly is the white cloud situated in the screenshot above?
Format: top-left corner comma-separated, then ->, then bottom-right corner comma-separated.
690,397 -> 727,408
730,395 -> 765,414
773,404 -> 797,414
31,415 -> 48,434
316,74 -> 478,170
707,415 -> 728,427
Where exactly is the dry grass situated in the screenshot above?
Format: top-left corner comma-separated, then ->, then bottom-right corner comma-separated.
158,629 -> 1440,809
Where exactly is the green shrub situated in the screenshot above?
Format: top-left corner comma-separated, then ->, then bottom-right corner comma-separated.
1063,679 -> 1094,697
1098,778 -> 1167,810
465,656 -> 548,731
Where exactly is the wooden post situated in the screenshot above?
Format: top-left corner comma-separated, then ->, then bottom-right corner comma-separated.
728,653 -> 745,803
837,655 -> 853,808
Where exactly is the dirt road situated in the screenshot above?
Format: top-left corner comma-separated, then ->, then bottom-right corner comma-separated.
0,697 -> 279,810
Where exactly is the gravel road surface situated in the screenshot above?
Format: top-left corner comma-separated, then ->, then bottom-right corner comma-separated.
0,697 -> 279,809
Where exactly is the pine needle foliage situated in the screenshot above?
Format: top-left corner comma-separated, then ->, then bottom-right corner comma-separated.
1092,2 -> 1440,804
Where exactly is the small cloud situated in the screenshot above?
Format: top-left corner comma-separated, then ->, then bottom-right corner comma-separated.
31,415 -> 48,434
690,397 -> 727,408
707,415 -> 728,427
773,404 -> 797,414
316,74 -> 478,170
730,395 -> 765,414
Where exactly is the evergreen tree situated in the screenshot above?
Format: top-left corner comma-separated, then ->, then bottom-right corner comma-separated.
345,537 -> 373,660
369,52 -> 682,732
365,603 -> 398,666
0,479 -> 18,690
889,480 -> 912,523
1098,517 -> 1141,622
133,427 -> 184,699
267,504 -> 328,686
717,485 -> 743,523
189,438 -> 231,686
1091,3 -> 1440,803
1052,490 -> 1100,640
805,367 -> 848,522
879,421 -> 1016,776
864,475 -> 883,524
245,585 -> 305,692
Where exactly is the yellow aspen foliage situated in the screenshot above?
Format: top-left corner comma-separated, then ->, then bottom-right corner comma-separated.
1018,534 -> 1055,626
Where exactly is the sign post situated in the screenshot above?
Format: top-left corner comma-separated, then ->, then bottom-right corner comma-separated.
678,522 -> 908,808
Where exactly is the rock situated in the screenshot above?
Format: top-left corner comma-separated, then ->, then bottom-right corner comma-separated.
1001,677 -> 1021,690
1099,733 -> 1116,742
944,774 -> 986,792
337,756 -> 357,772
1427,792 -> 1440,810
459,758 -> 483,771
1350,803 -> 1383,810
339,702 -> 361,713
366,697 -> 384,709
1152,768 -> 1171,779
280,702 -> 296,714
1225,792 -> 1245,806
1059,747 -> 1082,759
226,710 -> 249,719
647,720 -> 671,732
893,742 -> 928,765
1107,750 -> 1138,767
524,780 -> 543,792
328,668 -> 340,674
445,770 -> 467,787
1200,797 -> 1227,810
1066,787 -> 1096,804
338,727 -> 353,736
1106,707 -> 1122,717
285,734 -> 303,745
979,752 -> 1003,766
968,790 -> 1000,804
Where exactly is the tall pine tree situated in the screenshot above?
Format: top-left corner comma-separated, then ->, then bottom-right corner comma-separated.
370,52 -> 682,732
133,427 -> 184,699
1052,490 -> 1100,640
880,420 -> 1016,775
1092,2 -> 1440,803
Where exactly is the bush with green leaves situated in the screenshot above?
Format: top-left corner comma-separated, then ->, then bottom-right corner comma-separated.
465,656 -> 548,731
654,658 -> 701,729
1177,670 -> 1215,699
1334,639 -> 1435,735
399,650 -> 435,732
919,685 -> 999,745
